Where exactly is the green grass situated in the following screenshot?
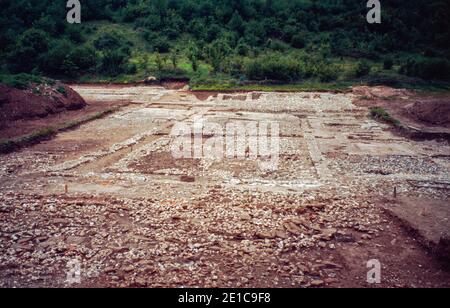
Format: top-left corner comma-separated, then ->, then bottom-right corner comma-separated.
0,140 -> 15,154
370,107 -> 402,127
56,86 -> 67,96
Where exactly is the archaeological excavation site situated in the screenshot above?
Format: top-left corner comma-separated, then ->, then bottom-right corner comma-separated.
0,84 -> 449,288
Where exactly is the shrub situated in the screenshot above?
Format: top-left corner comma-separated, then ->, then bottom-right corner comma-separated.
0,73 -> 43,89
296,55 -> 339,82
400,58 -> 450,80
101,51 -> 128,76
69,46 -> 98,72
94,31 -> 124,51
157,68 -> 190,80
6,29 -> 49,73
370,107 -> 401,126
124,63 -> 137,75
383,57 -> 394,70
65,25 -> 85,44
244,53 -> 301,82
267,39 -> 289,52
57,86 -> 67,96
315,62 -> 339,82
1,75 -> 29,89
355,61 -> 372,78
223,56 -> 245,77
143,32 -> 171,53
291,34 -> 306,49
40,40 -> 75,75
235,41 -> 251,56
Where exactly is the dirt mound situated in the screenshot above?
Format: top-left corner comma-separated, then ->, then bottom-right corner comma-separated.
406,100 -> 450,128
0,84 -> 86,129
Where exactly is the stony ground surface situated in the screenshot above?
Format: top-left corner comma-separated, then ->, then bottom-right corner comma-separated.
0,85 -> 449,288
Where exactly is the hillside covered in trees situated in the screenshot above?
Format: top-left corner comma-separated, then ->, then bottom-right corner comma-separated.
1,0 -> 450,88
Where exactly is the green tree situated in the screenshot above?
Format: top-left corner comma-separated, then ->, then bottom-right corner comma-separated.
7,29 -> 49,73
170,49 -> 178,69
228,11 -> 244,34
69,45 -> 98,72
355,61 -> 372,78
155,53 -> 163,72
205,39 -> 231,72
291,34 -> 306,49
101,50 -> 127,76
40,40 -> 74,75
187,41 -> 200,72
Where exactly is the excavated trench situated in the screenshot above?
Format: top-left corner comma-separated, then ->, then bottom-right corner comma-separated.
0,85 -> 449,288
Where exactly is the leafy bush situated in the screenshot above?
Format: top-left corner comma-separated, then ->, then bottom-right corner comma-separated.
0,73 -> 43,89
40,40 -> 75,75
94,31 -> 127,51
400,58 -> 450,80
244,53 -> 301,82
383,57 -> 394,70
235,39 -> 251,56
124,63 -> 138,75
6,29 -> 49,73
291,34 -> 306,49
157,68 -> 190,80
355,61 -> 372,78
314,62 -> 339,82
143,32 -> 171,53
267,39 -> 289,52
295,54 -> 339,82
56,86 -> 67,96
69,46 -> 98,72
101,51 -> 128,76
153,36 -> 171,53
370,107 -> 401,126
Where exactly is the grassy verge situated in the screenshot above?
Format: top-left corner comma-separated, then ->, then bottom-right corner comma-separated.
0,106 -> 124,155
0,128 -> 56,154
58,108 -> 118,131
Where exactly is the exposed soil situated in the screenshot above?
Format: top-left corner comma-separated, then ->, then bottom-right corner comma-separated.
353,86 -> 450,135
382,196 -> 450,263
0,85 -> 131,140
189,91 -> 219,101
129,152 -> 201,174
160,81 -> 188,90
0,84 -> 85,127
405,100 -> 450,128
0,85 -> 449,288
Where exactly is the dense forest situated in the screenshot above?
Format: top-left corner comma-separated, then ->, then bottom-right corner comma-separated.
1,0 -> 450,87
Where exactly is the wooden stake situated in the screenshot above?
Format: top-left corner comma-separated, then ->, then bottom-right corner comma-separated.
65,184 -> 68,194
394,187 -> 397,199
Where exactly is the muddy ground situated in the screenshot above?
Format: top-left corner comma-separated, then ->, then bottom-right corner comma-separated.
0,85 -> 449,288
